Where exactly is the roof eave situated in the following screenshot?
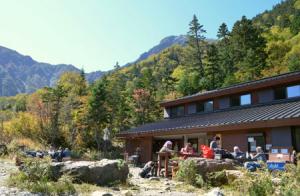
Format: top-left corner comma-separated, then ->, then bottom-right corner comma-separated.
117,117 -> 300,138
160,72 -> 300,107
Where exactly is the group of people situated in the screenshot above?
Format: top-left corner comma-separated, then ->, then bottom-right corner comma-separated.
210,136 -> 267,162
48,146 -> 71,162
157,137 -> 267,162
159,141 -> 194,154
138,137 -> 271,178
22,146 -> 71,161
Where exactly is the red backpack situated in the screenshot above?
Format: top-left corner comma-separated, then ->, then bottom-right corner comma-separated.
201,145 -> 214,159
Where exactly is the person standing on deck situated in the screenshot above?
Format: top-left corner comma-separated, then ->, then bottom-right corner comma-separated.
210,136 -> 221,150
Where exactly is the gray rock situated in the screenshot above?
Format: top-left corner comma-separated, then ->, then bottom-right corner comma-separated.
188,158 -> 236,177
0,186 -> 39,196
121,190 -> 133,196
272,177 -> 282,185
205,188 -> 224,196
225,170 -> 244,183
91,191 -> 113,196
50,159 -> 129,185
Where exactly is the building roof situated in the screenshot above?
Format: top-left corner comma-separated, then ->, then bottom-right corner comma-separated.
161,71 -> 300,107
119,98 -> 300,137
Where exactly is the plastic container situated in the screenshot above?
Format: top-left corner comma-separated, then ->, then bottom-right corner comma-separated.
267,161 -> 285,171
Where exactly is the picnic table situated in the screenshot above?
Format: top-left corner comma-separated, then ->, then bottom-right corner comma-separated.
179,152 -> 201,159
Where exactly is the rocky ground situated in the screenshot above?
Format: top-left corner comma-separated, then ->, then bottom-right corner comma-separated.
123,167 -> 203,196
0,159 -> 39,196
0,159 -> 219,196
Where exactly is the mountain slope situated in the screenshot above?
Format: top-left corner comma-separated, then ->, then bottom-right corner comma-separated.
0,35 -> 189,96
135,35 -> 187,63
0,46 -> 105,96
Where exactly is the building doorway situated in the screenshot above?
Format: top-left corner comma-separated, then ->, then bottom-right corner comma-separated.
292,127 -> 300,152
247,133 -> 266,152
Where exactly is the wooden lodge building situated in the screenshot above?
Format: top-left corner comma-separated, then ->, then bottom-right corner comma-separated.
118,71 -> 300,163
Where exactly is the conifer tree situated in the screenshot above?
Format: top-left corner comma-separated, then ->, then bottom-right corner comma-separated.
204,44 -> 222,90
230,16 -> 267,81
187,15 -> 206,74
217,23 -> 230,39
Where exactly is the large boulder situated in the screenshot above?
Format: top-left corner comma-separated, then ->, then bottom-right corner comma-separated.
50,159 -> 129,185
187,158 -> 236,177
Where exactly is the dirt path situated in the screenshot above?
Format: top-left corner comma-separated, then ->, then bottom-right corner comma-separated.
0,159 -> 17,185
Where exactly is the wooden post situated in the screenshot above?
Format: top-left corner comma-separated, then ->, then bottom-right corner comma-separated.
157,152 -> 170,177
164,154 -> 169,178
157,153 -> 161,176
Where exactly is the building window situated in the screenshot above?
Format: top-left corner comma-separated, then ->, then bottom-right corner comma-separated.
177,106 -> 184,116
231,94 -> 251,107
241,94 -> 251,105
170,105 -> 184,117
196,102 -> 204,113
204,101 -> 214,111
274,86 -> 286,100
188,104 -> 196,114
287,84 -> 300,98
230,96 -> 240,107
188,100 -> 214,114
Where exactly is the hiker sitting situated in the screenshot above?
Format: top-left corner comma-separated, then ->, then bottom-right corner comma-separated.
250,146 -> 267,162
139,161 -> 156,178
244,147 -> 266,172
157,141 -> 174,176
292,150 -> 297,165
62,148 -> 71,161
231,146 -> 245,159
36,150 -> 44,158
159,141 -> 174,153
181,143 -> 194,154
180,143 -> 195,159
48,146 -> 56,159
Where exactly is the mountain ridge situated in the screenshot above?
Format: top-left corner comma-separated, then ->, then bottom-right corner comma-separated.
0,35 -> 187,96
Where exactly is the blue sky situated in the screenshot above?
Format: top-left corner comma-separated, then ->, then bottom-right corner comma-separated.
0,0 -> 281,72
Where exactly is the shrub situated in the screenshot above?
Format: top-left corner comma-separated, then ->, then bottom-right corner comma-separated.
7,158 -> 76,195
6,138 -> 44,155
70,150 -> 83,159
279,162 -> 300,195
176,159 -> 204,187
206,171 -> 228,187
232,171 -> 274,196
83,148 -> 123,161
83,150 -> 100,160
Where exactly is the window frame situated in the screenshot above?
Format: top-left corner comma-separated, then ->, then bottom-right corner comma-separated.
287,84 -> 300,98
230,93 -> 251,107
240,94 -> 251,106
188,100 -> 214,115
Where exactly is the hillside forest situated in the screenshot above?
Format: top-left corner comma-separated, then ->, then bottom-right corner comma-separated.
0,0 -> 300,152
